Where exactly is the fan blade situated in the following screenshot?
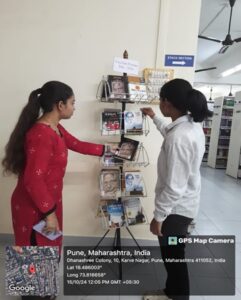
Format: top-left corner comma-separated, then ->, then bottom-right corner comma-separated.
198,35 -> 222,43
234,37 -> 241,43
195,67 -> 217,73
219,45 -> 229,54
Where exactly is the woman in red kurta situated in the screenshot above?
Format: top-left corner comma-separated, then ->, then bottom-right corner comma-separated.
2,81 -> 104,251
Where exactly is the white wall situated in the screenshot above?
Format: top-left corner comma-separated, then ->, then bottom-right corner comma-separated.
0,0 -> 201,239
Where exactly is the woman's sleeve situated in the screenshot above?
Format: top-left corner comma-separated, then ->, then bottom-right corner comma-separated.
23,133 -> 56,215
58,124 -> 104,156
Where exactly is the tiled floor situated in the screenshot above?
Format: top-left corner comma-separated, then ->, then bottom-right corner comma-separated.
1,166 -> 241,300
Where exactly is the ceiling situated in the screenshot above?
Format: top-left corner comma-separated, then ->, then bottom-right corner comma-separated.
194,0 -> 241,98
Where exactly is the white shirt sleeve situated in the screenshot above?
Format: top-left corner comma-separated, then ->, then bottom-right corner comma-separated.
154,141 -> 193,222
152,115 -> 169,137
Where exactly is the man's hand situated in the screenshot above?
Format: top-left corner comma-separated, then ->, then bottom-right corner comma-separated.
150,218 -> 163,236
43,212 -> 60,235
140,107 -> 155,119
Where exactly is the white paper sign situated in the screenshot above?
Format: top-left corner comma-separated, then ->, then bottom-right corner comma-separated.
113,57 -> 139,75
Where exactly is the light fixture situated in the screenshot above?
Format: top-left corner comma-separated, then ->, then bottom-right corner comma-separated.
220,63 -> 241,77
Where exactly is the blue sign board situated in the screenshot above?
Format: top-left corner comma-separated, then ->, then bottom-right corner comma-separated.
165,55 -> 194,67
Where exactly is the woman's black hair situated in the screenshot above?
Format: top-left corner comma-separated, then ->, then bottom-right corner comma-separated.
2,81 -> 73,175
160,78 -> 213,122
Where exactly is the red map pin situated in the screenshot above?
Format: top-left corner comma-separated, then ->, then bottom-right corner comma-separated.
29,263 -> 36,274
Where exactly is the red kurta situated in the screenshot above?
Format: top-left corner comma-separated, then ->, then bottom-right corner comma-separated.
11,123 -> 104,249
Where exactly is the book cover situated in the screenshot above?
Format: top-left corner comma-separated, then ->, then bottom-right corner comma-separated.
101,109 -> 121,135
103,142 -> 123,166
124,171 -> 144,196
100,169 -> 121,198
128,82 -> 147,102
123,198 -> 146,225
107,203 -> 126,228
114,137 -> 139,161
97,199 -> 117,217
127,76 -> 145,84
124,111 -> 143,134
105,75 -> 128,100
33,221 -> 62,241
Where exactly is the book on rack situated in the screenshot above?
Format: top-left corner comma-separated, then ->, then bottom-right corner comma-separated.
128,82 -> 147,102
100,169 -> 121,198
101,109 -> 121,135
97,199 -> 117,217
102,75 -> 128,100
127,76 -> 145,84
123,198 -> 146,225
103,142 -> 123,165
124,171 -> 144,196
124,111 -> 143,134
106,202 -> 126,228
114,137 -> 139,161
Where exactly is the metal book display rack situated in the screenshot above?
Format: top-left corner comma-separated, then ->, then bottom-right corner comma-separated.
94,50 -> 150,280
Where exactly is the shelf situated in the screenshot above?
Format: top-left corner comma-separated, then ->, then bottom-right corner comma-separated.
97,199 -> 148,230
96,77 -> 159,104
221,116 -> 232,120
215,165 -> 227,169
101,142 -> 150,168
101,111 -> 150,137
222,106 -> 234,110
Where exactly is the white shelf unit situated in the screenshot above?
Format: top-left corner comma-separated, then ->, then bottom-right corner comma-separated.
207,96 -> 235,169
202,100 -> 214,163
226,91 -> 241,178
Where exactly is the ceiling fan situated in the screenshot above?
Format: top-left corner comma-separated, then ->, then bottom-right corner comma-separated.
198,0 -> 241,53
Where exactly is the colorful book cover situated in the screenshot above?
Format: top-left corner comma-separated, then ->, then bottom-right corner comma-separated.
107,203 -> 126,228
128,82 -> 147,101
101,110 -> 121,135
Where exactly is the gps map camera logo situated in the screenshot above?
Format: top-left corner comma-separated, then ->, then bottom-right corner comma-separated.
168,236 -> 178,245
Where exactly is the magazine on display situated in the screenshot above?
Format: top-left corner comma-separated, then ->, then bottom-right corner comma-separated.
103,142 -> 123,166
106,202 -> 126,228
124,171 -> 144,196
128,82 -> 148,102
114,137 -> 139,161
127,76 -> 145,84
102,75 -> 128,100
124,111 -> 143,134
122,198 -> 146,225
97,199 -> 117,217
100,169 -> 121,198
101,109 -> 121,135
